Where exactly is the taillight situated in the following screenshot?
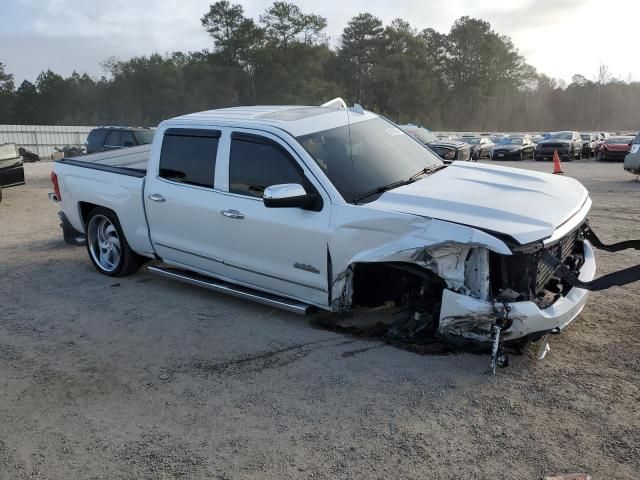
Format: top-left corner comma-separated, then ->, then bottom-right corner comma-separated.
51,171 -> 61,200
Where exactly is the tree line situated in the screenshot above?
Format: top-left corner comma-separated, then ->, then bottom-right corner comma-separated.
1,1 -> 639,132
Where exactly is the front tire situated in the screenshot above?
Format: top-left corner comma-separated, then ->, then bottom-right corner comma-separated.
85,207 -> 143,277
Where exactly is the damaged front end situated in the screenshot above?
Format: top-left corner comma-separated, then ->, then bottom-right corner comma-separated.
330,218 -> 640,370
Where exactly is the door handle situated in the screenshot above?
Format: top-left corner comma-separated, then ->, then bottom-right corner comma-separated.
221,209 -> 244,220
148,193 -> 166,202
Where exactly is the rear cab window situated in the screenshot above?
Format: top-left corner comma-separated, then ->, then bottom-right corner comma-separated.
159,128 -> 220,188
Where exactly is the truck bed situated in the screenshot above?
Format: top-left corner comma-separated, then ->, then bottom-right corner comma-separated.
60,145 -> 150,176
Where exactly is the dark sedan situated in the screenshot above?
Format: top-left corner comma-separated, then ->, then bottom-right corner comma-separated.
401,125 -> 472,161
0,143 -> 25,202
597,136 -> 634,162
491,136 -> 535,160
535,131 -> 583,161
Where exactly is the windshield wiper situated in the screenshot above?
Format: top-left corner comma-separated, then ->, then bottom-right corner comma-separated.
354,165 -> 446,204
407,165 -> 446,182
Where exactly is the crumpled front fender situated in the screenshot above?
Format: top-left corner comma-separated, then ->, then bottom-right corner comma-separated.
328,205 -> 511,310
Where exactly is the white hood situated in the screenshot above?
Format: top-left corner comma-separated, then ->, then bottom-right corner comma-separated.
369,161 -> 590,245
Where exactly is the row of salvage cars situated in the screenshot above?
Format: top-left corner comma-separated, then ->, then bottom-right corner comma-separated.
402,125 -> 547,162
401,125 -> 640,165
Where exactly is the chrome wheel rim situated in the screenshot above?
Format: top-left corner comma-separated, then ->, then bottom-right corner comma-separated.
88,214 -> 121,272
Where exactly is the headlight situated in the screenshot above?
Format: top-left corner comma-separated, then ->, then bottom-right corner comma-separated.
444,150 -> 455,159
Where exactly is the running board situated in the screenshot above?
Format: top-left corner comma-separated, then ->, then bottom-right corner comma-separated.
147,265 -> 312,315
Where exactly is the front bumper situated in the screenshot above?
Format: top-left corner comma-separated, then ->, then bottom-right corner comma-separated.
492,150 -> 522,160
439,241 -> 596,342
599,151 -> 628,161
536,149 -> 572,160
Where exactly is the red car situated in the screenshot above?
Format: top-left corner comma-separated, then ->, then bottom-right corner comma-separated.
596,136 -> 634,162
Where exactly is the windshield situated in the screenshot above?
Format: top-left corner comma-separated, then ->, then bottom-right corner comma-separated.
497,137 -> 523,145
403,126 -> 437,145
548,132 -> 573,140
457,137 -> 480,144
580,134 -> 590,140
134,130 -> 155,144
297,117 -> 442,203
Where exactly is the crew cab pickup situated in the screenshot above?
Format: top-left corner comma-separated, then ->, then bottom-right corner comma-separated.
49,103 -> 640,362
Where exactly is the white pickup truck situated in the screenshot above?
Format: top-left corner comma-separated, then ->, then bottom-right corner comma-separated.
49,103 -> 640,364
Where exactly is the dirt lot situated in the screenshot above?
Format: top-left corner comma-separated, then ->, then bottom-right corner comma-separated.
0,159 -> 639,479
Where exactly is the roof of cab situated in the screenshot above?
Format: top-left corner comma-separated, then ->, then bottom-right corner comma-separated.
165,105 -> 377,137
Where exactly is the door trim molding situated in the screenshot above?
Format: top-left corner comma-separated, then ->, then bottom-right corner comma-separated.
154,242 -> 327,293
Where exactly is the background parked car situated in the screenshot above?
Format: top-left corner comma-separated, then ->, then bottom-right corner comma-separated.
454,136 -> 494,159
0,143 -> 25,202
580,133 -> 598,157
597,136 -> 634,162
532,134 -> 546,146
491,135 -> 535,160
401,125 -> 472,161
623,132 -> 640,174
535,131 -> 583,161
86,127 -> 156,154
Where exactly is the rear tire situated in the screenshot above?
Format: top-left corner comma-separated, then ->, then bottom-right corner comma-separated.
85,207 -> 144,277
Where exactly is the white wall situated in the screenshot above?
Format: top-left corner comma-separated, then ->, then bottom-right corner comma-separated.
0,125 -> 97,157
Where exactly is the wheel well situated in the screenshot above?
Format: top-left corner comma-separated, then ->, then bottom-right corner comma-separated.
350,262 -> 446,311
78,202 -> 101,227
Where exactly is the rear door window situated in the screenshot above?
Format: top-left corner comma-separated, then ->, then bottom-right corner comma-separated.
122,131 -> 136,147
106,131 -> 122,147
87,129 -> 108,147
159,129 -> 220,188
229,133 -> 307,198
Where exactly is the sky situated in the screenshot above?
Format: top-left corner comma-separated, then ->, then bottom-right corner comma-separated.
1,0 -> 639,85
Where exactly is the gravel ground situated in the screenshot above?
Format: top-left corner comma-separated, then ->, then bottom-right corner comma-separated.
0,159 -> 638,479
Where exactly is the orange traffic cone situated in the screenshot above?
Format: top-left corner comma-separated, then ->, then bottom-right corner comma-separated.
552,150 -> 564,175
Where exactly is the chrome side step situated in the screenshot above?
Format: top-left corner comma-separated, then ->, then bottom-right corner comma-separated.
147,265 -> 312,315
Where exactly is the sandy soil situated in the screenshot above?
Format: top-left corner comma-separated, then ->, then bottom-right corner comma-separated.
0,159 -> 638,479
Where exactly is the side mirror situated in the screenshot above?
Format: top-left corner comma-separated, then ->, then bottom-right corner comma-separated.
263,183 -> 316,209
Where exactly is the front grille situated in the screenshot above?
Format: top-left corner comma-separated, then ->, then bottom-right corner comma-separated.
489,226 -> 584,304
541,142 -> 566,149
535,230 -> 579,290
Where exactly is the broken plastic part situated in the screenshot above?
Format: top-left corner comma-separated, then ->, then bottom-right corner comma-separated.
537,334 -> 551,360
321,97 -> 347,109
540,250 -> 640,291
584,225 -> 640,252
